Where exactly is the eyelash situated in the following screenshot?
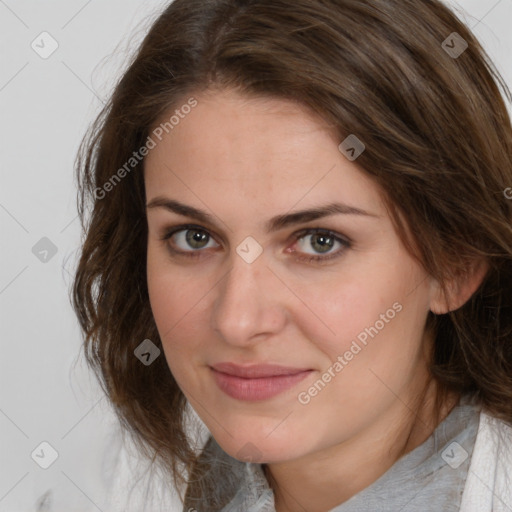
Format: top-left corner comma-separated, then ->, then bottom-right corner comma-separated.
159,223 -> 351,264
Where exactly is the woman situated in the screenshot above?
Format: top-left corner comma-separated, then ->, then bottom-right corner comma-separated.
72,0 -> 512,511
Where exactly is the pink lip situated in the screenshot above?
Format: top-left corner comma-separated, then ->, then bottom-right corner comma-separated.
210,363 -> 313,401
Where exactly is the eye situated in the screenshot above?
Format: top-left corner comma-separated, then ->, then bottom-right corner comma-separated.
161,224 -> 219,258
160,224 -> 350,263
289,228 -> 350,264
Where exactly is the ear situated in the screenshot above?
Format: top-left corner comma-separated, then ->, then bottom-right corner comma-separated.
429,258 -> 489,315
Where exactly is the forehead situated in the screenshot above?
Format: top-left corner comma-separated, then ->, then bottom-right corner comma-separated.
143,88 -> 384,219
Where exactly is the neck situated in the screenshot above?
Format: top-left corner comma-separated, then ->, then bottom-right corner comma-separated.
264,380 -> 460,512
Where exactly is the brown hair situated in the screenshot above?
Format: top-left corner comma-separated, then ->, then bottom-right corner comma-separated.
72,0 -> 512,505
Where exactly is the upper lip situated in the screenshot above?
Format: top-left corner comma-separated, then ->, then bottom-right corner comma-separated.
210,362 -> 312,378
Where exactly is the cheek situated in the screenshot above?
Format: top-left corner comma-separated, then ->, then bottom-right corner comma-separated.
300,258 -> 429,369
292,284 -> 430,442
146,248 -> 207,364
291,268 -> 393,357
148,277 -> 208,388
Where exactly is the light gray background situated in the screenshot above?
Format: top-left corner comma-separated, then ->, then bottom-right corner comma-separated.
1,1 -> 511,511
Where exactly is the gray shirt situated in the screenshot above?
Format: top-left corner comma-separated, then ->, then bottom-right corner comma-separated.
184,394 -> 481,512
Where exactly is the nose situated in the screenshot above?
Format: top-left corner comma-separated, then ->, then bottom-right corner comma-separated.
211,250 -> 288,347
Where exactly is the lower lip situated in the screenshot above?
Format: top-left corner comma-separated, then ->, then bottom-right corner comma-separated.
211,368 -> 313,401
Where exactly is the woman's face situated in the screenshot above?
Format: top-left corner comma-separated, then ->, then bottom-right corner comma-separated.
145,88 -> 440,463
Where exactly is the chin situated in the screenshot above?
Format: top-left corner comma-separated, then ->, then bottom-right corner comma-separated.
210,422 -> 308,464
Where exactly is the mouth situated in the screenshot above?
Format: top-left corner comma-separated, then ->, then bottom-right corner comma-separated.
210,362 -> 314,401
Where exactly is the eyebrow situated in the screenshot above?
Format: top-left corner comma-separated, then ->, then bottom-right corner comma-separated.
145,197 -> 379,232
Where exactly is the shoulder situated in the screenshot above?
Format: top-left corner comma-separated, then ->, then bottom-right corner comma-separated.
480,411 -> 512,488
100,418 -> 183,512
477,410 -> 512,461
460,409 -> 512,512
